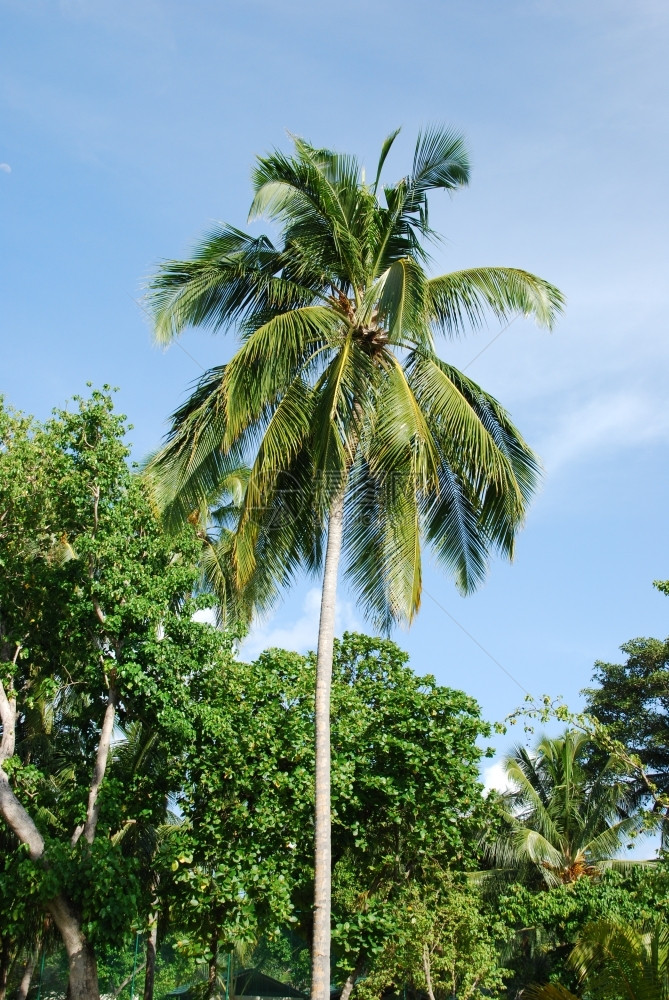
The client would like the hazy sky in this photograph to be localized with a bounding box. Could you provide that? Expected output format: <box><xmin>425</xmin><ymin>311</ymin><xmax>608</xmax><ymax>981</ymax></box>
<box><xmin>2</xmin><ymin>0</ymin><xmax>668</xmax><ymax>775</ymax></box>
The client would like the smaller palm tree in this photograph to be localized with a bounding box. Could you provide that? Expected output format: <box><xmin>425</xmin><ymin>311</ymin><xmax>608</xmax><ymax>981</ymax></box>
<box><xmin>484</xmin><ymin>730</ymin><xmax>654</xmax><ymax>886</ymax></box>
<box><xmin>524</xmin><ymin>919</ymin><xmax>669</xmax><ymax>1000</ymax></box>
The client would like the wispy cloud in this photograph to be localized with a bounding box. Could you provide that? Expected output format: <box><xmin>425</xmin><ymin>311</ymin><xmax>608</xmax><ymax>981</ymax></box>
<box><xmin>0</xmin><ymin>163</ymin><xmax>11</xmax><ymax>173</ymax></box>
<box><xmin>538</xmin><ymin>390</ymin><xmax>669</xmax><ymax>473</ymax></box>
<box><xmin>240</xmin><ymin>587</ymin><xmax>361</xmax><ymax>661</ymax></box>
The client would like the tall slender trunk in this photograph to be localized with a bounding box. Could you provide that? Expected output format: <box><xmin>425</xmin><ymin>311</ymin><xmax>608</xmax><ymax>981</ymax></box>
<box><xmin>16</xmin><ymin>948</ymin><xmax>38</xmax><ymax>1000</ymax></box>
<box><xmin>207</xmin><ymin>934</ymin><xmax>218</xmax><ymax>1000</ymax></box>
<box><xmin>143</xmin><ymin>912</ymin><xmax>158</xmax><ymax>1000</ymax></box>
<box><xmin>310</xmin><ymin>488</ymin><xmax>346</xmax><ymax>1000</ymax></box>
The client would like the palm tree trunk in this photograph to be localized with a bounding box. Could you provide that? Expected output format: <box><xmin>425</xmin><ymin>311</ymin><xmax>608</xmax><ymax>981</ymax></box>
<box><xmin>310</xmin><ymin>487</ymin><xmax>346</xmax><ymax>1000</ymax></box>
<box><xmin>143</xmin><ymin>911</ymin><xmax>158</xmax><ymax>1000</ymax></box>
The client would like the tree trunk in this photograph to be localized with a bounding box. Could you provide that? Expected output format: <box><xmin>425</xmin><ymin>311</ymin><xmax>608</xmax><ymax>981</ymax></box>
<box><xmin>48</xmin><ymin>894</ymin><xmax>100</xmax><ymax>1000</ymax></box>
<box><xmin>207</xmin><ymin>935</ymin><xmax>218</xmax><ymax>1000</ymax></box>
<box><xmin>422</xmin><ymin>943</ymin><xmax>436</xmax><ymax>1000</ymax></box>
<box><xmin>339</xmin><ymin>959</ymin><xmax>362</xmax><ymax>1000</ymax></box>
<box><xmin>16</xmin><ymin>948</ymin><xmax>38</xmax><ymax>1000</ymax></box>
<box><xmin>310</xmin><ymin>488</ymin><xmax>345</xmax><ymax>1000</ymax></box>
<box><xmin>0</xmin><ymin>937</ymin><xmax>12</xmax><ymax>1000</ymax></box>
<box><xmin>143</xmin><ymin>913</ymin><xmax>158</xmax><ymax>1000</ymax></box>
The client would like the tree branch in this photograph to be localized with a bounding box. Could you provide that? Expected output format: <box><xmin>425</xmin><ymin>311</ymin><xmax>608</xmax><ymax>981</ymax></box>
<box><xmin>422</xmin><ymin>943</ymin><xmax>436</xmax><ymax>1000</ymax></box>
<box><xmin>0</xmin><ymin>676</ymin><xmax>17</xmax><ymax>763</ymax></box>
<box><xmin>0</xmin><ymin>767</ymin><xmax>46</xmax><ymax>860</ymax></box>
<box><xmin>72</xmin><ymin>680</ymin><xmax>118</xmax><ymax>846</ymax></box>
<box><xmin>112</xmin><ymin>961</ymin><xmax>146</xmax><ymax>999</ymax></box>
<box><xmin>0</xmin><ymin>655</ymin><xmax>47</xmax><ymax>860</ymax></box>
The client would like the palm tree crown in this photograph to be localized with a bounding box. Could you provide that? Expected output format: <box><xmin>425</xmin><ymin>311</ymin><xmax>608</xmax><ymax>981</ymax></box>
<box><xmin>147</xmin><ymin>127</ymin><xmax>563</xmax><ymax>629</ymax></box>
<box><xmin>486</xmin><ymin>730</ymin><xmax>652</xmax><ymax>886</ymax></box>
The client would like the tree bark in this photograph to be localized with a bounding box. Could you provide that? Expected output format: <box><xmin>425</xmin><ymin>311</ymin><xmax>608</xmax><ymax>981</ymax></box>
<box><xmin>16</xmin><ymin>948</ymin><xmax>38</xmax><ymax>1000</ymax></box>
<box><xmin>310</xmin><ymin>488</ymin><xmax>345</xmax><ymax>1000</ymax></box>
<box><xmin>48</xmin><ymin>894</ymin><xmax>100</xmax><ymax>1000</ymax></box>
<box><xmin>72</xmin><ymin>681</ymin><xmax>118</xmax><ymax>846</ymax></box>
<box><xmin>143</xmin><ymin>913</ymin><xmax>158</xmax><ymax>1000</ymax></box>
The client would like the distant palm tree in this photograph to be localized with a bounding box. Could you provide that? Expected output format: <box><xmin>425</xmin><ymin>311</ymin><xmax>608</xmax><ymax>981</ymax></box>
<box><xmin>485</xmin><ymin>730</ymin><xmax>653</xmax><ymax>886</ymax></box>
<box><xmin>524</xmin><ymin>919</ymin><xmax>669</xmax><ymax>1000</ymax></box>
<box><xmin>145</xmin><ymin>127</ymin><xmax>564</xmax><ymax>1000</ymax></box>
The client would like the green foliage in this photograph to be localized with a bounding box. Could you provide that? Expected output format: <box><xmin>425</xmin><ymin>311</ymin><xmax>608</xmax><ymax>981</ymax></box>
<box><xmin>584</xmin><ymin>582</ymin><xmax>669</xmax><ymax>807</ymax></box>
<box><xmin>357</xmin><ymin>871</ymin><xmax>510</xmax><ymax>1000</ymax></box>
<box><xmin>155</xmin><ymin>631</ymin><xmax>490</xmax><ymax>981</ymax></box>
<box><xmin>0</xmin><ymin>388</ymin><xmax>236</xmax><ymax>977</ymax></box>
<box><xmin>481</xmin><ymin>730</ymin><xmax>650</xmax><ymax>887</ymax></box>
<box><xmin>524</xmin><ymin>916</ymin><xmax>669</xmax><ymax>1000</ymax></box>
<box><xmin>146</xmin><ymin>129</ymin><xmax>564</xmax><ymax>627</ymax></box>
<box><xmin>493</xmin><ymin>864</ymin><xmax>669</xmax><ymax>993</ymax></box>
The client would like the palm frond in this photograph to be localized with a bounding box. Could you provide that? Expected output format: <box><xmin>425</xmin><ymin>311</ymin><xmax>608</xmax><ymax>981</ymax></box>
<box><xmin>344</xmin><ymin>459</ymin><xmax>422</xmax><ymax>631</ymax></box>
<box><xmin>427</xmin><ymin>267</ymin><xmax>564</xmax><ymax>336</ymax></box>
<box><xmin>569</xmin><ymin>920</ymin><xmax>664</xmax><ymax>1000</ymax></box>
<box><xmin>372</xmin><ymin>127</ymin><xmax>402</xmax><ymax>194</ymax></box>
<box><xmin>222</xmin><ymin>305</ymin><xmax>338</xmax><ymax>447</ymax></box>
<box><xmin>148</xmin><ymin>226</ymin><xmax>311</xmax><ymax>344</ymax></box>
<box><xmin>144</xmin><ymin>366</ymin><xmax>247</xmax><ymax>532</ymax></box>
<box><xmin>409</xmin><ymin>125</ymin><xmax>470</xmax><ymax>199</ymax></box>
<box><xmin>373</xmin><ymin>256</ymin><xmax>429</xmax><ymax>346</ymax></box>
<box><xmin>522</xmin><ymin>984</ymin><xmax>580</xmax><ymax>1000</ymax></box>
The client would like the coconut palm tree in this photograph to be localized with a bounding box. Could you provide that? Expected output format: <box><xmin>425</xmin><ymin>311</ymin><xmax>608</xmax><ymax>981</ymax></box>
<box><xmin>145</xmin><ymin>127</ymin><xmax>564</xmax><ymax>1000</ymax></box>
<box><xmin>484</xmin><ymin>730</ymin><xmax>653</xmax><ymax>887</ymax></box>
<box><xmin>524</xmin><ymin>918</ymin><xmax>669</xmax><ymax>1000</ymax></box>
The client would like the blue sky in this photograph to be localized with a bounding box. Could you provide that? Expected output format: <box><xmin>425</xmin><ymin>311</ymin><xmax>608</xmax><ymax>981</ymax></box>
<box><xmin>2</xmin><ymin>0</ymin><xmax>669</xmax><ymax>779</ymax></box>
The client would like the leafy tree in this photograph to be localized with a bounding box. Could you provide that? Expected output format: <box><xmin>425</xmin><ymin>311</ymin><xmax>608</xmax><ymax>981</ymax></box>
<box><xmin>0</xmin><ymin>390</ymin><xmax>232</xmax><ymax>1000</ymax></box>
<box><xmin>159</xmin><ymin>647</ymin><xmax>305</xmax><ymax>998</ymax></box>
<box><xmin>327</xmin><ymin>634</ymin><xmax>489</xmax><ymax>994</ymax></box>
<box><xmin>482</xmin><ymin>731</ymin><xmax>651</xmax><ymax>887</ymax></box>
<box><xmin>356</xmin><ymin>870</ymin><xmax>509</xmax><ymax>1000</ymax></box>
<box><xmin>145</xmin><ymin>127</ymin><xmax>564</xmax><ymax>999</ymax></box>
<box><xmin>524</xmin><ymin>918</ymin><xmax>669</xmax><ymax>1000</ymax></box>
<box><xmin>158</xmin><ymin>632</ymin><xmax>491</xmax><ymax>997</ymax></box>
<box><xmin>584</xmin><ymin>580</ymin><xmax>669</xmax><ymax>814</ymax></box>
<box><xmin>493</xmin><ymin>865</ymin><xmax>669</xmax><ymax>994</ymax></box>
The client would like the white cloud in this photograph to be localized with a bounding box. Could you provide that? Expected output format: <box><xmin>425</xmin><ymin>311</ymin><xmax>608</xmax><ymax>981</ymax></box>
<box><xmin>0</xmin><ymin>163</ymin><xmax>11</xmax><ymax>173</ymax></box>
<box><xmin>538</xmin><ymin>390</ymin><xmax>669</xmax><ymax>473</ymax></box>
<box><xmin>481</xmin><ymin>760</ymin><xmax>516</xmax><ymax>797</ymax></box>
<box><xmin>192</xmin><ymin>607</ymin><xmax>217</xmax><ymax>626</ymax></box>
<box><xmin>240</xmin><ymin>587</ymin><xmax>361</xmax><ymax>661</ymax></box>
